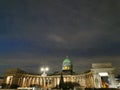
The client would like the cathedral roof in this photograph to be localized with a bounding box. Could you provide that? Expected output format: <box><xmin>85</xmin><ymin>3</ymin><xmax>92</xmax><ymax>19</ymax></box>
<box><xmin>63</xmin><ymin>58</ymin><xmax>71</xmax><ymax>63</ymax></box>
<box><xmin>63</xmin><ymin>56</ymin><xmax>71</xmax><ymax>63</ymax></box>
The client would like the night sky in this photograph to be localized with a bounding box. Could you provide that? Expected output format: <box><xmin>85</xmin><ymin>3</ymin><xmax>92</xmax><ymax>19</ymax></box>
<box><xmin>0</xmin><ymin>0</ymin><xmax>120</xmax><ymax>75</ymax></box>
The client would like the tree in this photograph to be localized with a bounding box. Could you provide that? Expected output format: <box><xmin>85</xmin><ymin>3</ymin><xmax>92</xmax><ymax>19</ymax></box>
<box><xmin>59</xmin><ymin>72</ymin><xmax>64</xmax><ymax>89</ymax></box>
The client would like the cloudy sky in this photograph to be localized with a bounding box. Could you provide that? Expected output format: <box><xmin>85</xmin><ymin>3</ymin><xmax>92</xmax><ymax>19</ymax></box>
<box><xmin>0</xmin><ymin>0</ymin><xmax>120</xmax><ymax>75</ymax></box>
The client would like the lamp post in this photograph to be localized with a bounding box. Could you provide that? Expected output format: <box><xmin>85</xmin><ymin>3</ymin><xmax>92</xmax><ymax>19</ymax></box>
<box><xmin>40</xmin><ymin>67</ymin><xmax>49</xmax><ymax>76</ymax></box>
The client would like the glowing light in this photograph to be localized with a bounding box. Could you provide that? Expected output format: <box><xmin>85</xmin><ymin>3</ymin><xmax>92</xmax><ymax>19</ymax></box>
<box><xmin>45</xmin><ymin>67</ymin><xmax>49</xmax><ymax>71</ymax></box>
<box><xmin>99</xmin><ymin>72</ymin><xmax>108</xmax><ymax>76</ymax></box>
<box><xmin>40</xmin><ymin>67</ymin><xmax>49</xmax><ymax>76</ymax></box>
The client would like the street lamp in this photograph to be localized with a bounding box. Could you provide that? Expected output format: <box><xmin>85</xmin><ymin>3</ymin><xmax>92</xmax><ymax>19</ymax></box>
<box><xmin>40</xmin><ymin>67</ymin><xmax>49</xmax><ymax>76</ymax></box>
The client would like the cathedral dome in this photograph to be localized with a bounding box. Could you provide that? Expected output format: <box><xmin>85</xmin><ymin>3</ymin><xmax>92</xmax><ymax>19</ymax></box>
<box><xmin>63</xmin><ymin>58</ymin><xmax>71</xmax><ymax>66</ymax></box>
<box><xmin>62</xmin><ymin>56</ymin><xmax>72</xmax><ymax>72</ymax></box>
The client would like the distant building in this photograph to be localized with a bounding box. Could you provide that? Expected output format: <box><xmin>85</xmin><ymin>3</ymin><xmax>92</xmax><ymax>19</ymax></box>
<box><xmin>3</xmin><ymin>57</ymin><xmax>116</xmax><ymax>89</ymax></box>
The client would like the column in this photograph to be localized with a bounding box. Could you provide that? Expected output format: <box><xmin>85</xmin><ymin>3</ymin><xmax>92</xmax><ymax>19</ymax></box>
<box><xmin>19</xmin><ymin>77</ymin><xmax>24</xmax><ymax>87</ymax></box>
<box><xmin>93</xmin><ymin>73</ymin><xmax>102</xmax><ymax>88</ymax></box>
<box><xmin>109</xmin><ymin>72</ymin><xmax>116</xmax><ymax>88</ymax></box>
<box><xmin>28</xmin><ymin>77</ymin><xmax>32</xmax><ymax>86</ymax></box>
<box><xmin>54</xmin><ymin>77</ymin><xmax>57</xmax><ymax>87</ymax></box>
<box><xmin>39</xmin><ymin>77</ymin><xmax>42</xmax><ymax>86</ymax></box>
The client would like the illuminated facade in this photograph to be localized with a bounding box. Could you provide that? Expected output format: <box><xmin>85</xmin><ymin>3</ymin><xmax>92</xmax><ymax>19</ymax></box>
<box><xmin>4</xmin><ymin>57</ymin><xmax>116</xmax><ymax>88</ymax></box>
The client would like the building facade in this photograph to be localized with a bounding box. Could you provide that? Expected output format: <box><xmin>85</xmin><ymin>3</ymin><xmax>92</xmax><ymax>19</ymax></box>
<box><xmin>4</xmin><ymin>57</ymin><xmax>116</xmax><ymax>88</ymax></box>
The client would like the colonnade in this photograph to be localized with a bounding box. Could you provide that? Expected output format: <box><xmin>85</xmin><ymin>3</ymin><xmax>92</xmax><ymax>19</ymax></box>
<box><xmin>5</xmin><ymin>72</ymin><xmax>94</xmax><ymax>88</ymax></box>
<box><xmin>5</xmin><ymin>63</ymin><xmax>116</xmax><ymax>88</ymax></box>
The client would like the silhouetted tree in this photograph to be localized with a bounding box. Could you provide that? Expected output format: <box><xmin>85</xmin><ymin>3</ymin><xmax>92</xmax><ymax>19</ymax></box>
<box><xmin>59</xmin><ymin>72</ymin><xmax>64</xmax><ymax>89</ymax></box>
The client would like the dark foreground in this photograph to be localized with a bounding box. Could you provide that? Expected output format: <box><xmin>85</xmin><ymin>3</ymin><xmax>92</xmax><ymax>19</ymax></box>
<box><xmin>85</xmin><ymin>88</ymin><xmax>119</xmax><ymax>90</ymax></box>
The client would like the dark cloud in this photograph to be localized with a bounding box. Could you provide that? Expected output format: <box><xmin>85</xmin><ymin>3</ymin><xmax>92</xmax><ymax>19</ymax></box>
<box><xmin>0</xmin><ymin>0</ymin><xmax>120</xmax><ymax>75</ymax></box>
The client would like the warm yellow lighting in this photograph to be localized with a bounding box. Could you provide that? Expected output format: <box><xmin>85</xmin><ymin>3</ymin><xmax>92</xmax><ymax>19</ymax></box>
<box><xmin>6</xmin><ymin>76</ymin><xmax>13</xmax><ymax>84</ymax></box>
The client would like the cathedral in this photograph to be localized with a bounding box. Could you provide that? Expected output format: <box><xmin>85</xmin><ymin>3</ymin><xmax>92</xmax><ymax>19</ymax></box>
<box><xmin>3</xmin><ymin>57</ymin><xmax>116</xmax><ymax>89</ymax></box>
